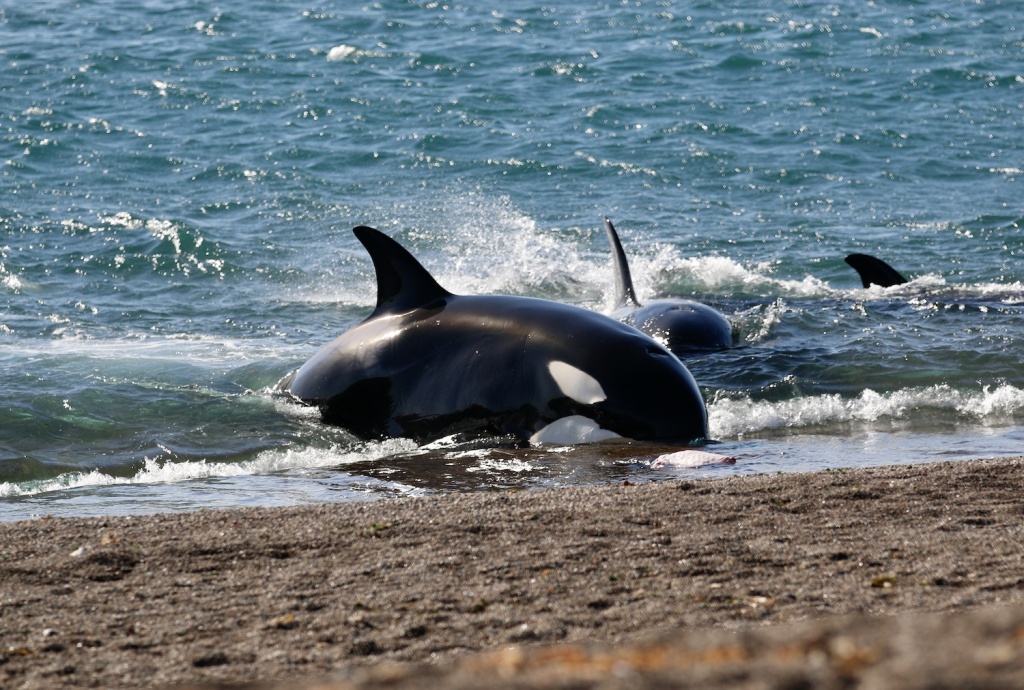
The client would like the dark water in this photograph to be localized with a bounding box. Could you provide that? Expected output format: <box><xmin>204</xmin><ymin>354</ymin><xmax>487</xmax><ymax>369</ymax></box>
<box><xmin>2</xmin><ymin>1</ymin><xmax>1022</xmax><ymax>520</ymax></box>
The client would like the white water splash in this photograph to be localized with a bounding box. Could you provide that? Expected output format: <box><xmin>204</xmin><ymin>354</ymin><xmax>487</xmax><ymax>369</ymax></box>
<box><xmin>1</xmin><ymin>262</ymin><xmax>21</xmax><ymax>292</ymax></box>
<box><xmin>732</xmin><ymin>297</ymin><xmax>788</xmax><ymax>344</ymax></box>
<box><xmin>326</xmin><ymin>44</ymin><xmax>359</xmax><ymax>61</ymax></box>
<box><xmin>614</xmin><ymin>238</ymin><xmax>838</xmax><ymax>302</ymax></box>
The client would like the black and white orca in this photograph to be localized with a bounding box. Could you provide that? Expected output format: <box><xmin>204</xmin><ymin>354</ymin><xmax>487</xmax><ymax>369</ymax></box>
<box><xmin>279</xmin><ymin>226</ymin><xmax>710</xmax><ymax>446</ymax></box>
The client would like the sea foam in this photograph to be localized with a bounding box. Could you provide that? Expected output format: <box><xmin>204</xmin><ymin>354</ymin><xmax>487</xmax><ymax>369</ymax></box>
<box><xmin>710</xmin><ymin>383</ymin><xmax>1024</xmax><ymax>438</ymax></box>
<box><xmin>0</xmin><ymin>438</ymin><xmax>418</xmax><ymax>499</ymax></box>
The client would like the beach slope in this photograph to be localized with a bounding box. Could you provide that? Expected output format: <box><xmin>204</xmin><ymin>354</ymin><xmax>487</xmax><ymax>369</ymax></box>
<box><xmin>3</xmin><ymin>457</ymin><xmax>1024</xmax><ymax>689</ymax></box>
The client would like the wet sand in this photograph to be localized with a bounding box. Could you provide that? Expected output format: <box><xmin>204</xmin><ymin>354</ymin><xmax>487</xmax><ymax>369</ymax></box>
<box><xmin>3</xmin><ymin>456</ymin><xmax>1024</xmax><ymax>689</ymax></box>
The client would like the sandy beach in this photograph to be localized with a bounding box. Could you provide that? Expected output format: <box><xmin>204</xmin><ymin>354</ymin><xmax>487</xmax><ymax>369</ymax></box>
<box><xmin>3</xmin><ymin>456</ymin><xmax>1024</xmax><ymax>689</ymax></box>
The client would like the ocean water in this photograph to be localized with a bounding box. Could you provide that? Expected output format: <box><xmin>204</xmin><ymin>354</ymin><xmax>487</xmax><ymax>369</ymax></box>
<box><xmin>2</xmin><ymin>0</ymin><xmax>1022</xmax><ymax>521</ymax></box>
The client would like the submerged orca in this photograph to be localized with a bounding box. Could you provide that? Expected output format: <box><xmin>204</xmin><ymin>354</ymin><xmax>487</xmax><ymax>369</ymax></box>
<box><xmin>604</xmin><ymin>218</ymin><xmax>733</xmax><ymax>354</ymax></box>
<box><xmin>844</xmin><ymin>253</ymin><xmax>909</xmax><ymax>288</ymax></box>
<box><xmin>280</xmin><ymin>226</ymin><xmax>709</xmax><ymax>446</ymax></box>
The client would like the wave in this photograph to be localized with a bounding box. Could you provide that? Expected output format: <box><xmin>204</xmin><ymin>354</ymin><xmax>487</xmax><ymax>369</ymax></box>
<box><xmin>0</xmin><ymin>331</ymin><xmax>298</xmax><ymax>367</ymax></box>
<box><xmin>91</xmin><ymin>213</ymin><xmax>230</xmax><ymax>278</ymax></box>
<box><xmin>0</xmin><ymin>438</ymin><xmax>418</xmax><ymax>499</ymax></box>
<box><xmin>846</xmin><ymin>276</ymin><xmax>1024</xmax><ymax>305</ymax></box>
<box><xmin>5</xmin><ymin>213</ymin><xmax>234</xmax><ymax>285</ymax></box>
<box><xmin>710</xmin><ymin>383</ymin><xmax>1024</xmax><ymax>438</ymax></box>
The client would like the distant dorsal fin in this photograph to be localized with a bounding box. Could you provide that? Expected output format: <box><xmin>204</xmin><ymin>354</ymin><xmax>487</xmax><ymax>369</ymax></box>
<box><xmin>844</xmin><ymin>253</ymin><xmax>909</xmax><ymax>289</ymax></box>
<box><xmin>604</xmin><ymin>218</ymin><xmax>641</xmax><ymax>309</ymax></box>
<box><xmin>353</xmin><ymin>226</ymin><xmax>453</xmax><ymax>316</ymax></box>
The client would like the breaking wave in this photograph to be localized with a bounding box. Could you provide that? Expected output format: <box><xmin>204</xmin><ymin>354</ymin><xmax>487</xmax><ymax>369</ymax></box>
<box><xmin>710</xmin><ymin>383</ymin><xmax>1024</xmax><ymax>439</ymax></box>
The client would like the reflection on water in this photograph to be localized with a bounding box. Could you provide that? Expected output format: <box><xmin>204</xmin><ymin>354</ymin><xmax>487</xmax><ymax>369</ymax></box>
<box><xmin>345</xmin><ymin>439</ymin><xmax>676</xmax><ymax>493</ymax></box>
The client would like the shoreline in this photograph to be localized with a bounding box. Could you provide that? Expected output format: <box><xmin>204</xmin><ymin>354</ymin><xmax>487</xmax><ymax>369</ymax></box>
<box><xmin>3</xmin><ymin>456</ymin><xmax>1024</xmax><ymax>688</ymax></box>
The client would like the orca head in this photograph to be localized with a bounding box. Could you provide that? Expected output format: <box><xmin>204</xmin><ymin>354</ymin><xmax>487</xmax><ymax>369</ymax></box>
<box><xmin>540</xmin><ymin>326</ymin><xmax>709</xmax><ymax>445</ymax></box>
<box><xmin>636</xmin><ymin>301</ymin><xmax>735</xmax><ymax>352</ymax></box>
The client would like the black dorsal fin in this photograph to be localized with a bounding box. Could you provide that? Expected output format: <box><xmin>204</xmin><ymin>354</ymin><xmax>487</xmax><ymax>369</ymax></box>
<box><xmin>844</xmin><ymin>253</ymin><xmax>909</xmax><ymax>288</ymax></box>
<box><xmin>604</xmin><ymin>217</ymin><xmax>641</xmax><ymax>309</ymax></box>
<box><xmin>353</xmin><ymin>226</ymin><xmax>453</xmax><ymax>316</ymax></box>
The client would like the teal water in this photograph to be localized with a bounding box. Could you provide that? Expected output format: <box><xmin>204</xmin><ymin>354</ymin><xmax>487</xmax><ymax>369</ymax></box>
<box><xmin>2</xmin><ymin>1</ymin><xmax>1022</xmax><ymax>520</ymax></box>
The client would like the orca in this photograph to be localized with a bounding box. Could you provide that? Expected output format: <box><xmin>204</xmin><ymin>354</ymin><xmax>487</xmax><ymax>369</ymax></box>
<box><xmin>844</xmin><ymin>253</ymin><xmax>909</xmax><ymax>288</ymax></box>
<box><xmin>279</xmin><ymin>226</ymin><xmax>709</xmax><ymax>446</ymax></box>
<box><xmin>604</xmin><ymin>218</ymin><xmax>733</xmax><ymax>354</ymax></box>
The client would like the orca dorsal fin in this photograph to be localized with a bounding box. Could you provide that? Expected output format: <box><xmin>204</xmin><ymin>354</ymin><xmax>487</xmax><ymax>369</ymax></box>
<box><xmin>604</xmin><ymin>218</ymin><xmax>641</xmax><ymax>309</ymax></box>
<box><xmin>353</xmin><ymin>226</ymin><xmax>453</xmax><ymax>316</ymax></box>
<box><xmin>844</xmin><ymin>253</ymin><xmax>909</xmax><ymax>289</ymax></box>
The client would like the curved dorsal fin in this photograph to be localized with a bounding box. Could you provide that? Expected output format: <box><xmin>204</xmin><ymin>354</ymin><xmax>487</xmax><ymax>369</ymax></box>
<box><xmin>353</xmin><ymin>226</ymin><xmax>453</xmax><ymax>316</ymax></box>
<box><xmin>604</xmin><ymin>218</ymin><xmax>641</xmax><ymax>309</ymax></box>
<box><xmin>844</xmin><ymin>253</ymin><xmax>909</xmax><ymax>289</ymax></box>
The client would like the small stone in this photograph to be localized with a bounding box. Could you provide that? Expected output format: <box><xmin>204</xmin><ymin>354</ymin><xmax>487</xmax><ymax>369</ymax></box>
<box><xmin>268</xmin><ymin>614</ymin><xmax>298</xmax><ymax>630</ymax></box>
<box><xmin>870</xmin><ymin>575</ymin><xmax>896</xmax><ymax>588</ymax></box>
<box><xmin>403</xmin><ymin>624</ymin><xmax>428</xmax><ymax>639</ymax></box>
<box><xmin>192</xmin><ymin>651</ymin><xmax>229</xmax><ymax>668</ymax></box>
<box><xmin>349</xmin><ymin>639</ymin><xmax>382</xmax><ymax>656</ymax></box>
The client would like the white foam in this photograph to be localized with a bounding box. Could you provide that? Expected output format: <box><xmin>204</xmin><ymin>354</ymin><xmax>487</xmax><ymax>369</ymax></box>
<box><xmin>0</xmin><ymin>438</ymin><xmax>418</xmax><ymax>499</ymax></box>
<box><xmin>326</xmin><ymin>44</ymin><xmax>359</xmax><ymax>61</ymax></box>
<box><xmin>282</xmin><ymin>190</ymin><xmax>1023</xmax><ymax>324</ymax></box>
<box><xmin>709</xmin><ymin>383</ymin><xmax>1024</xmax><ymax>438</ymax></box>
<box><xmin>465</xmin><ymin>457</ymin><xmax>536</xmax><ymax>473</ymax></box>
<box><xmin>2</xmin><ymin>269</ymin><xmax>21</xmax><ymax>292</ymax></box>
<box><xmin>0</xmin><ymin>332</ymin><xmax>295</xmax><ymax>367</ymax></box>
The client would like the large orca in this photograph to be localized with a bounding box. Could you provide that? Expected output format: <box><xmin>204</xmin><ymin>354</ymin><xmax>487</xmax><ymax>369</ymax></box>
<box><xmin>604</xmin><ymin>218</ymin><xmax>733</xmax><ymax>354</ymax></box>
<box><xmin>280</xmin><ymin>226</ymin><xmax>709</xmax><ymax>446</ymax></box>
<box><xmin>844</xmin><ymin>253</ymin><xmax>909</xmax><ymax>288</ymax></box>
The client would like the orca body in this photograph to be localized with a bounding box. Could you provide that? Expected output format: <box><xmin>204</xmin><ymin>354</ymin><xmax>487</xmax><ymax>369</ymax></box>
<box><xmin>604</xmin><ymin>218</ymin><xmax>733</xmax><ymax>354</ymax></box>
<box><xmin>281</xmin><ymin>226</ymin><xmax>709</xmax><ymax>446</ymax></box>
<box><xmin>844</xmin><ymin>253</ymin><xmax>909</xmax><ymax>288</ymax></box>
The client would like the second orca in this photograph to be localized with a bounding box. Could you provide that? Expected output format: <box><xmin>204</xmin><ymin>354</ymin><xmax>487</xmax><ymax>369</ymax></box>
<box><xmin>604</xmin><ymin>218</ymin><xmax>733</xmax><ymax>355</ymax></box>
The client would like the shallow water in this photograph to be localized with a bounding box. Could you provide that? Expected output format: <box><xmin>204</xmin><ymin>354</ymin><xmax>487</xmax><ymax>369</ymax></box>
<box><xmin>2</xmin><ymin>0</ymin><xmax>1022</xmax><ymax>521</ymax></box>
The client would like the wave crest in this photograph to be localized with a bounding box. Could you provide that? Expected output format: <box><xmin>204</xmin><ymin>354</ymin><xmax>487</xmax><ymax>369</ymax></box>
<box><xmin>0</xmin><ymin>438</ymin><xmax>418</xmax><ymax>499</ymax></box>
<box><xmin>710</xmin><ymin>383</ymin><xmax>1024</xmax><ymax>438</ymax></box>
